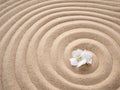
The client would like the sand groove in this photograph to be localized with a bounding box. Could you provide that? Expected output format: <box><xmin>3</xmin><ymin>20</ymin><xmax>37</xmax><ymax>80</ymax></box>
<box><xmin>0</xmin><ymin>0</ymin><xmax>120</xmax><ymax>90</ymax></box>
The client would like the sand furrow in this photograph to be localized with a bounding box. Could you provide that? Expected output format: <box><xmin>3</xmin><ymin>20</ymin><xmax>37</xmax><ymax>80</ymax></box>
<box><xmin>0</xmin><ymin>0</ymin><xmax>120</xmax><ymax>90</ymax></box>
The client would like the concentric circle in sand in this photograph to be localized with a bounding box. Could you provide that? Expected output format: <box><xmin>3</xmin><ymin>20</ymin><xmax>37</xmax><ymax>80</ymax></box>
<box><xmin>0</xmin><ymin>0</ymin><xmax>120</xmax><ymax>90</ymax></box>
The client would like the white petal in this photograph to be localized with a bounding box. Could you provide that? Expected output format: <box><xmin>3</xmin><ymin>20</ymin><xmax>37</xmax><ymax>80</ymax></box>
<box><xmin>76</xmin><ymin>49</ymin><xmax>83</xmax><ymax>53</ymax></box>
<box><xmin>69</xmin><ymin>58</ymin><xmax>78</xmax><ymax>66</ymax></box>
<box><xmin>81</xmin><ymin>50</ymin><xmax>92</xmax><ymax>60</ymax></box>
<box><xmin>77</xmin><ymin>59</ymin><xmax>87</xmax><ymax>67</ymax></box>
<box><xmin>87</xmin><ymin>59</ymin><xmax>92</xmax><ymax>64</ymax></box>
<box><xmin>87</xmin><ymin>51</ymin><xmax>93</xmax><ymax>56</ymax></box>
<box><xmin>72</xmin><ymin>49</ymin><xmax>82</xmax><ymax>58</ymax></box>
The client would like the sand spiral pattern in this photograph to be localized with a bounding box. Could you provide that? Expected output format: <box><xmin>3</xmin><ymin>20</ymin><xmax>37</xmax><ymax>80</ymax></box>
<box><xmin>0</xmin><ymin>0</ymin><xmax>120</xmax><ymax>90</ymax></box>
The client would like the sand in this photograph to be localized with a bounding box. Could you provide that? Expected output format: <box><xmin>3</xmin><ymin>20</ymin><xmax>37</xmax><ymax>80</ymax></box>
<box><xmin>0</xmin><ymin>0</ymin><xmax>120</xmax><ymax>90</ymax></box>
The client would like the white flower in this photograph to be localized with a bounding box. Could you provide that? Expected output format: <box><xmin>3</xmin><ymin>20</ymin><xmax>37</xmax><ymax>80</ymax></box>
<box><xmin>69</xmin><ymin>49</ymin><xmax>93</xmax><ymax>67</ymax></box>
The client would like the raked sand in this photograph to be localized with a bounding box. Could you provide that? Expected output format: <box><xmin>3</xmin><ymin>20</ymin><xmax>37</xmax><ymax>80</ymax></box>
<box><xmin>0</xmin><ymin>0</ymin><xmax>120</xmax><ymax>90</ymax></box>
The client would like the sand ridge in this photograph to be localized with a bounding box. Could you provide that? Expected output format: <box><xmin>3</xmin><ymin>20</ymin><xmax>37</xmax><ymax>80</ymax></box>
<box><xmin>0</xmin><ymin>0</ymin><xmax>120</xmax><ymax>90</ymax></box>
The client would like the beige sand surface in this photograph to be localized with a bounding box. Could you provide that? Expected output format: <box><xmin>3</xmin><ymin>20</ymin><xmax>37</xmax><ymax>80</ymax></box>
<box><xmin>0</xmin><ymin>0</ymin><xmax>120</xmax><ymax>90</ymax></box>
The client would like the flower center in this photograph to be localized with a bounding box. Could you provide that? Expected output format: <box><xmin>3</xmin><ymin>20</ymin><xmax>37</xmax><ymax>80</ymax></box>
<box><xmin>76</xmin><ymin>55</ymin><xmax>82</xmax><ymax>61</ymax></box>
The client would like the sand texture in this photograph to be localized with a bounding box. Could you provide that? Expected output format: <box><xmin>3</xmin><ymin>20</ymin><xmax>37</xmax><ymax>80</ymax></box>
<box><xmin>0</xmin><ymin>0</ymin><xmax>120</xmax><ymax>90</ymax></box>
